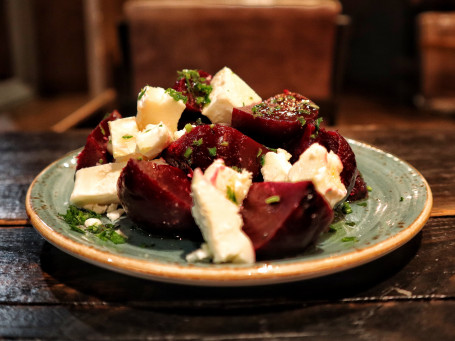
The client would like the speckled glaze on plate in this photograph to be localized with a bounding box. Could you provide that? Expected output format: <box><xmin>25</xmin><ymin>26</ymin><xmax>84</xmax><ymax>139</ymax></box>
<box><xmin>26</xmin><ymin>140</ymin><xmax>432</xmax><ymax>286</ymax></box>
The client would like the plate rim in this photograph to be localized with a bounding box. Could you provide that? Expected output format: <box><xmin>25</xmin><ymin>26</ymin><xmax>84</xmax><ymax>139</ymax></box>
<box><xmin>25</xmin><ymin>140</ymin><xmax>433</xmax><ymax>286</ymax></box>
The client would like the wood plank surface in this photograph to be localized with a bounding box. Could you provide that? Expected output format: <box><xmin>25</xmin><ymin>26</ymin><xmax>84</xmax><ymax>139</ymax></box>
<box><xmin>338</xmin><ymin>126</ymin><xmax>455</xmax><ymax>217</ymax></box>
<box><xmin>0</xmin><ymin>217</ymin><xmax>454</xmax><ymax>340</ymax></box>
<box><xmin>0</xmin><ymin>131</ymin><xmax>87</xmax><ymax>224</ymax></box>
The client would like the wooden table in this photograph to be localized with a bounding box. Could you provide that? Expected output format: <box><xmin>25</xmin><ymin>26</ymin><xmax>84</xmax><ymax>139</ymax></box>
<box><xmin>1</xmin><ymin>126</ymin><xmax>454</xmax><ymax>340</ymax></box>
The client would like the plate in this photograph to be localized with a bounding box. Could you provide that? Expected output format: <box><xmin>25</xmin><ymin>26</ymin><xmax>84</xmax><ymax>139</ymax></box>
<box><xmin>26</xmin><ymin>140</ymin><xmax>432</xmax><ymax>286</ymax></box>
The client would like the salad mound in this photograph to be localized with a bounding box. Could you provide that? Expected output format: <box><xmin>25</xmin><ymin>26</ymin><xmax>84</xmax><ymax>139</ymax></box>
<box><xmin>65</xmin><ymin>66</ymin><xmax>368</xmax><ymax>264</ymax></box>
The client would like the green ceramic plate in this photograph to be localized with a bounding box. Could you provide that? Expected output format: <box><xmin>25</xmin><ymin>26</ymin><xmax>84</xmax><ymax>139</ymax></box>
<box><xmin>26</xmin><ymin>140</ymin><xmax>432</xmax><ymax>286</ymax></box>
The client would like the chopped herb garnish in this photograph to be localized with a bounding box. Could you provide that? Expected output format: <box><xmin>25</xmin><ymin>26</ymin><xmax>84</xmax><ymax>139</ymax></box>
<box><xmin>99</xmin><ymin>125</ymin><xmax>106</xmax><ymax>136</ymax></box>
<box><xmin>259</xmin><ymin>155</ymin><xmax>265</xmax><ymax>166</ymax></box>
<box><xmin>208</xmin><ymin>147</ymin><xmax>217</xmax><ymax>157</ymax></box>
<box><xmin>97</xmin><ymin>229</ymin><xmax>127</xmax><ymax>244</ymax></box>
<box><xmin>226</xmin><ymin>186</ymin><xmax>237</xmax><ymax>204</ymax></box>
<box><xmin>341</xmin><ymin>236</ymin><xmax>358</xmax><ymax>242</ymax></box>
<box><xmin>137</xmin><ymin>157</ymin><xmax>143</xmax><ymax>161</ymax></box>
<box><xmin>345</xmin><ymin>222</ymin><xmax>356</xmax><ymax>227</ymax></box>
<box><xmin>193</xmin><ymin>138</ymin><xmax>203</xmax><ymax>146</ymax></box>
<box><xmin>59</xmin><ymin>205</ymin><xmax>126</xmax><ymax>244</ymax></box>
<box><xmin>98</xmin><ymin>159</ymin><xmax>103</xmax><ymax>164</ymax></box>
<box><xmin>138</xmin><ymin>86</ymin><xmax>147</xmax><ymax>101</ymax></box>
<box><xmin>220</xmin><ymin>140</ymin><xmax>229</xmax><ymax>147</ymax></box>
<box><xmin>184</xmin><ymin>123</ymin><xmax>193</xmax><ymax>133</ymax></box>
<box><xmin>357</xmin><ymin>202</ymin><xmax>368</xmax><ymax>207</ymax></box>
<box><xmin>231</xmin><ymin>166</ymin><xmax>242</xmax><ymax>173</ymax></box>
<box><xmin>184</xmin><ymin>147</ymin><xmax>193</xmax><ymax>159</ymax></box>
<box><xmin>309</xmin><ymin>101</ymin><xmax>320</xmax><ymax>110</ymax></box>
<box><xmin>400</xmin><ymin>196</ymin><xmax>404</xmax><ymax>202</ymax></box>
<box><xmin>165</xmin><ymin>88</ymin><xmax>188</xmax><ymax>104</ymax></box>
<box><xmin>257</xmin><ymin>149</ymin><xmax>263</xmax><ymax>158</ymax></box>
<box><xmin>314</xmin><ymin>117</ymin><xmax>323</xmax><ymax>131</ymax></box>
<box><xmin>265</xmin><ymin>195</ymin><xmax>281</xmax><ymax>204</ymax></box>
<box><xmin>367</xmin><ymin>185</ymin><xmax>373</xmax><ymax>192</ymax></box>
<box><xmin>122</xmin><ymin>135</ymin><xmax>133</xmax><ymax>139</ymax></box>
<box><xmin>209</xmin><ymin>124</ymin><xmax>215</xmax><ymax>129</ymax></box>
<box><xmin>329</xmin><ymin>225</ymin><xmax>338</xmax><ymax>233</ymax></box>
<box><xmin>177</xmin><ymin>69</ymin><xmax>212</xmax><ymax>107</ymax></box>
<box><xmin>341</xmin><ymin>202</ymin><xmax>353</xmax><ymax>214</ymax></box>
<box><xmin>297</xmin><ymin>117</ymin><xmax>307</xmax><ymax>126</ymax></box>
<box><xmin>59</xmin><ymin>205</ymin><xmax>101</xmax><ymax>228</ymax></box>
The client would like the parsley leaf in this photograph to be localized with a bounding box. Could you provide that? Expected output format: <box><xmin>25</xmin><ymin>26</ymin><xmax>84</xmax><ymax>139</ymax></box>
<box><xmin>226</xmin><ymin>186</ymin><xmax>237</xmax><ymax>204</ymax></box>
<box><xmin>208</xmin><ymin>147</ymin><xmax>217</xmax><ymax>157</ymax></box>
<box><xmin>59</xmin><ymin>206</ymin><xmax>126</xmax><ymax>244</ymax></box>
<box><xmin>165</xmin><ymin>88</ymin><xmax>188</xmax><ymax>104</ymax></box>
<box><xmin>265</xmin><ymin>195</ymin><xmax>281</xmax><ymax>204</ymax></box>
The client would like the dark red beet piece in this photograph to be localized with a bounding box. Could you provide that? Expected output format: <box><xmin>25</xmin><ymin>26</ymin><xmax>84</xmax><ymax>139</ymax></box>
<box><xmin>231</xmin><ymin>91</ymin><xmax>319</xmax><ymax>147</ymax></box>
<box><xmin>287</xmin><ymin>127</ymin><xmax>358</xmax><ymax>196</ymax></box>
<box><xmin>315</xmin><ymin>129</ymin><xmax>358</xmax><ymax>195</ymax></box>
<box><xmin>76</xmin><ymin>136</ymin><xmax>110</xmax><ymax>170</ymax></box>
<box><xmin>117</xmin><ymin>159</ymin><xmax>199</xmax><ymax>237</ymax></box>
<box><xmin>285</xmin><ymin>122</ymin><xmax>316</xmax><ymax>162</ymax></box>
<box><xmin>76</xmin><ymin>110</ymin><xmax>122</xmax><ymax>170</ymax></box>
<box><xmin>163</xmin><ymin>124</ymin><xmax>269</xmax><ymax>180</ymax></box>
<box><xmin>348</xmin><ymin>173</ymin><xmax>368</xmax><ymax>201</ymax></box>
<box><xmin>172</xmin><ymin>69</ymin><xmax>212</xmax><ymax>112</ymax></box>
<box><xmin>241</xmin><ymin>181</ymin><xmax>333</xmax><ymax>259</ymax></box>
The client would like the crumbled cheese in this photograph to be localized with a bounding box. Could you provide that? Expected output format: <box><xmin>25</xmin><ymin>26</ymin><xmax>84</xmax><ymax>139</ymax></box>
<box><xmin>190</xmin><ymin>169</ymin><xmax>255</xmax><ymax>264</ymax></box>
<box><xmin>288</xmin><ymin>143</ymin><xmax>347</xmax><ymax>208</ymax></box>
<box><xmin>136</xmin><ymin>122</ymin><xmax>173</xmax><ymax>159</ymax></box>
<box><xmin>261</xmin><ymin>148</ymin><xmax>292</xmax><ymax>182</ymax></box>
<box><xmin>108</xmin><ymin>117</ymin><xmax>139</xmax><ymax>162</ymax></box>
<box><xmin>202</xmin><ymin>67</ymin><xmax>261</xmax><ymax>125</ymax></box>
<box><xmin>70</xmin><ymin>162</ymin><xmax>127</xmax><ymax>206</ymax></box>
<box><xmin>84</xmin><ymin>218</ymin><xmax>102</xmax><ymax>228</ymax></box>
<box><xmin>136</xmin><ymin>86</ymin><xmax>186</xmax><ymax>132</ymax></box>
<box><xmin>203</xmin><ymin>159</ymin><xmax>252</xmax><ymax>205</ymax></box>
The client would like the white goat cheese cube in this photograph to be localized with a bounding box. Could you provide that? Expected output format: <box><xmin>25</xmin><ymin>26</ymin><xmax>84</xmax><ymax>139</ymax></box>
<box><xmin>203</xmin><ymin>159</ymin><xmax>252</xmax><ymax>205</ymax></box>
<box><xmin>108</xmin><ymin>117</ymin><xmax>139</xmax><ymax>162</ymax></box>
<box><xmin>136</xmin><ymin>122</ymin><xmax>172</xmax><ymax>159</ymax></box>
<box><xmin>136</xmin><ymin>86</ymin><xmax>186</xmax><ymax>133</ymax></box>
<box><xmin>261</xmin><ymin>148</ymin><xmax>292</xmax><ymax>182</ymax></box>
<box><xmin>202</xmin><ymin>67</ymin><xmax>261</xmax><ymax>125</ymax></box>
<box><xmin>288</xmin><ymin>143</ymin><xmax>347</xmax><ymax>208</ymax></box>
<box><xmin>70</xmin><ymin>162</ymin><xmax>127</xmax><ymax>206</ymax></box>
<box><xmin>190</xmin><ymin>169</ymin><xmax>255</xmax><ymax>264</ymax></box>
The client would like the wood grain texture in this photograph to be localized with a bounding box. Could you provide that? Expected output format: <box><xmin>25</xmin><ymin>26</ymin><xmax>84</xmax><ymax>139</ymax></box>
<box><xmin>0</xmin><ymin>131</ymin><xmax>87</xmax><ymax>223</ymax></box>
<box><xmin>0</xmin><ymin>217</ymin><xmax>454</xmax><ymax>339</ymax></box>
<box><xmin>338</xmin><ymin>126</ymin><xmax>455</xmax><ymax>217</ymax></box>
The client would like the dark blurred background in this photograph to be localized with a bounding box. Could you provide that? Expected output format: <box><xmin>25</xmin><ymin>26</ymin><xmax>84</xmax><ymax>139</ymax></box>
<box><xmin>1</xmin><ymin>0</ymin><xmax>455</xmax><ymax>131</ymax></box>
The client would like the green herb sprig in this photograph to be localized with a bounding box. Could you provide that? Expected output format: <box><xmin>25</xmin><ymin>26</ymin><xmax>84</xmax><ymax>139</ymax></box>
<box><xmin>59</xmin><ymin>205</ymin><xmax>126</xmax><ymax>244</ymax></box>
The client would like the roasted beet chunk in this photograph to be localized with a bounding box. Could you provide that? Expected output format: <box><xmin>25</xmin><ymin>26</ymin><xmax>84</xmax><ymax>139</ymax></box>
<box><xmin>348</xmin><ymin>173</ymin><xmax>368</xmax><ymax>201</ymax></box>
<box><xmin>241</xmin><ymin>181</ymin><xmax>333</xmax><ymax>259</ymax></box>
<box><xmin>314</xmin><ymin>129</ymin><xmax>358</xmax><ymax>195</ymax></box>
<box><xmin>117</xmin><ymin>159</ymin><xmax>198</xmax><ymax>237</ymax></box>
<box><xmin>172</xmin><ymin>69</ymin><xmax>212</xmax><ymax>112</ymax></box>
<box><xmin>163</xmin><ymin>124</ymin><xmax>269</xmax><ymax>180</ymax></box>
<box><xmin>231</xmin><ymin>91</ymin><xmax>319</xmax><ymax>147</ymax></box>
<box><xmin>285</xmin><ymin>122</ymin><xmax>317</xmax><ymax>162</ymax></box>
<box><xmin>76</xmin><ymin>110</ymin><xmax>122</xmax><ymax>170</ymax></box>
